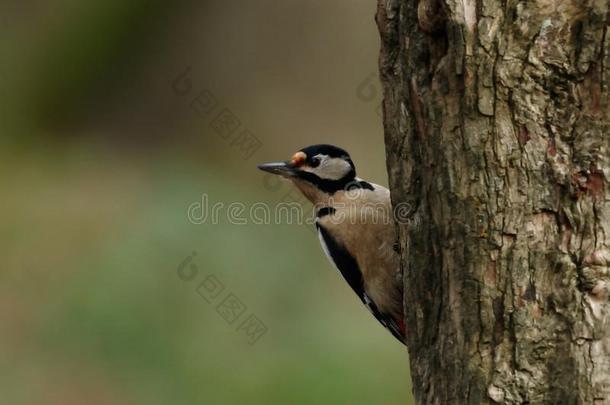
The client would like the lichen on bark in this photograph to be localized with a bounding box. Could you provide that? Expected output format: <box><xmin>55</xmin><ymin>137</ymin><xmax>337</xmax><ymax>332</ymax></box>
<box><xmin>376</xmin><ymin>0</ymin><xmax>610</xmax><ymax>403</ymax></box>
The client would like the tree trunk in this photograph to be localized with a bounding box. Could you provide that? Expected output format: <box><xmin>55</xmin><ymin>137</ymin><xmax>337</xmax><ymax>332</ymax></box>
<box><xmin>376</xmin><ymin>0</ymin><xmax>610</xmax><ymax>403</ymax></box>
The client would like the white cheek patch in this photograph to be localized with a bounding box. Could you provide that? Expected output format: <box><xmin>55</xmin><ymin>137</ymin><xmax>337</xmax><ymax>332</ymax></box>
<box><xmin>304</xmin><ymin>155</ymin><xmax>351</xmax><ymax>180</ymax></box>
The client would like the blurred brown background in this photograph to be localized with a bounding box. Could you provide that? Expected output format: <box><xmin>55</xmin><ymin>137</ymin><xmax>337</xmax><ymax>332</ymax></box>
<box><xmin>1</xmin><ymin>1</ymin><xmax>413</xmax><ymax>404</ymax></box>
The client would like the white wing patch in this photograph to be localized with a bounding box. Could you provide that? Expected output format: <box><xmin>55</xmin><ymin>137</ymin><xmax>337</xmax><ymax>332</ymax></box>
<box><xmin>317</xmin><ymin>225</ymin><xmax>341</xmax><ymax>276</ymax></box>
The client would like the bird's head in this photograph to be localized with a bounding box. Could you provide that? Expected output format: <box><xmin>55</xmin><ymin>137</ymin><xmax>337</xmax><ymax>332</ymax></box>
<box><xmin>257</xmin><ymin>144</ymin><xmax>356</xmax><ymax>199</ymax></box>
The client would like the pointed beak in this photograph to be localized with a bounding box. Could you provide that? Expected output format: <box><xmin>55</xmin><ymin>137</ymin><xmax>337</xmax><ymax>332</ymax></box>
<box><xmin>257</xmin><ymin>161</ymin><xmax>296</xmax><ymax>176</ymax></box>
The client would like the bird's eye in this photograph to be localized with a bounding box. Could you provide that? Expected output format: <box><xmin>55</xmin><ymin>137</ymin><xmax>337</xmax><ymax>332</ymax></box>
<box><xmin>309</xmin><ymin>157</ymin><xmax>321</xmax><ymax>167</ymax></box>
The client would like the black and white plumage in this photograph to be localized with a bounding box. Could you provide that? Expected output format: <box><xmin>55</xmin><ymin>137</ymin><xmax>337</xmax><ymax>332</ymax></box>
<box><xmin>258</xmin><ymin>144</ymin><xmax>405</xmax><ymax>344</ymax></box>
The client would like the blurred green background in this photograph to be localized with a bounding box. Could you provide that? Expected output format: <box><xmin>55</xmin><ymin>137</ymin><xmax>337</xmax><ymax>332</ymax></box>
<box><xmin>1</xmin><ymin>1</ymin><xmax>413</xmax><ymax>404</ymax></box>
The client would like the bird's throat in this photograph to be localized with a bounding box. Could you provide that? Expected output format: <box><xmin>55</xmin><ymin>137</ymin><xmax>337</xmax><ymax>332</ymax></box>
<box><xmin>291</xmin><ymin>178</ymin><xmax>331</xmax><ymax>205</ymax></box>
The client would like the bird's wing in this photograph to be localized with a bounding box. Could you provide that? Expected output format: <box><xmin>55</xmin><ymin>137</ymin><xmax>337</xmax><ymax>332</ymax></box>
<box><xmin>363</xmin><ymin>293</ymin><xmax>405</xmax><ymax>343</ymax></box>
<box><xmin>316</xmin><ymin>223</ymin><xmax>405</xmax><ymax>345</ymax></box>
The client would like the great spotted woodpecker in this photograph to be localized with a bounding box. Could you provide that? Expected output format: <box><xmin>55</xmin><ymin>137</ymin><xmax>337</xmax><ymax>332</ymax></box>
<box><xmin>258</xmin><ymin>144</ymin><xmax>405</xmax><ymax>344</ymax></box>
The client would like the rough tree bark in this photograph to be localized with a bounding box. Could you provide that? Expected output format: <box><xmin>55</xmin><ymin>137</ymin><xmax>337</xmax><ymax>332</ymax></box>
<box><xmin>376</xmin><ymin>0</ymin><xmax>609</xmax><ymax>404</ymax></box>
